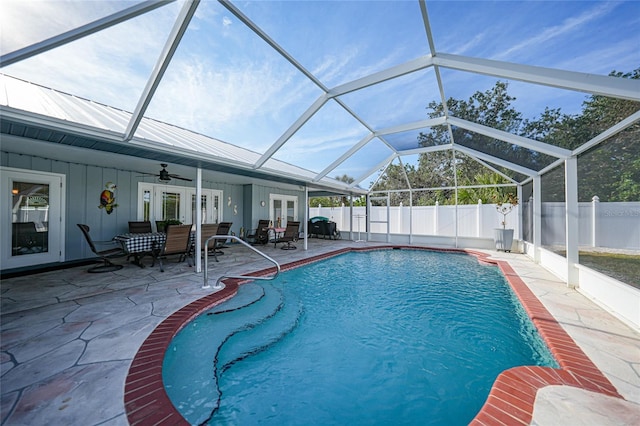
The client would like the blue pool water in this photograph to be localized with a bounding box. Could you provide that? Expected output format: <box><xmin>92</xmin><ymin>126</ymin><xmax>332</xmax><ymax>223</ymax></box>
<box><xmin>163</xmin><ymin>249</ymin><xmax>557</xmax><ymax>425</ymax></box>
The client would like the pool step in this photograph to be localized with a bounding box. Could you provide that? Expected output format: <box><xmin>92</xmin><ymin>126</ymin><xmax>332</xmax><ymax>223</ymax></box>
<box><xmin>207</xmin><ymin>281</ymin><xmax>267</xmax><ymax>314</ymax></box>
<box><xmin>164</xmin><ymin>281</ymin><xmax>283</xmax><ymax>425</ymax></box>
<box><xmin>217</xmin><ymin>284</ymin><xmax>303</xmax><ymax>376</ymax></box>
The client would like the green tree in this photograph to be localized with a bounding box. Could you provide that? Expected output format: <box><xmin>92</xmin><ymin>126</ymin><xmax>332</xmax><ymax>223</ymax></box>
<box><xmin>374</xmin><ymin>71</ymin><xmax>640</xmax><ymax>203</ymax></box>
<box><xmin>525</xmin><ymin>68</ymin><xmax>640</xmax><ymax>201</ymax></box>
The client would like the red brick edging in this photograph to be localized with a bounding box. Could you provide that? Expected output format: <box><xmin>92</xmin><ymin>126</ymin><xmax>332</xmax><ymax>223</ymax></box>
<box><xmin>124</xmin><ymin>246</ymin><xmax>622</xmax><ymax>425</ymax></box>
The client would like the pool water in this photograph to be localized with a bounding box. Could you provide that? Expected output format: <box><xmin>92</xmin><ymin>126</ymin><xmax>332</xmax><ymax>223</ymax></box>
<box><xmin>163</xmin><ymin>249</ymin><xmax>557</xmax><ymax>425</ymax></box>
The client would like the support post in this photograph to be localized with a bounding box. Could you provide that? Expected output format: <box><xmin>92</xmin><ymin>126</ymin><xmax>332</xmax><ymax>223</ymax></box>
<box><xmin>533</xmin><ymin>175</ymin><xmax>542</xmax><ymax>263</ymax></box>
<box><xmin>477</xmin><ymin>199</ymin><xmax>482</xmax><ymax>238</ymax></box>
<box><xmin>565</xmin><ymin>157</ymin><xmax>579</xmax><ymax>287</ymax></box>
<box><xmin>591</xmin><ymin>196</ymin><xmax>599</xmax><ymax>248</ymax></box>
<box><xmin>195</xmin><ymin>167</ymin><xmax>202</xmax><ymax>273</ymax></box>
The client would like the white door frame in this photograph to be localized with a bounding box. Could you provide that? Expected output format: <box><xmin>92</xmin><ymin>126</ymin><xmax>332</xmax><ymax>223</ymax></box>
<box><xmin>1</xmin><ymin>167</ymin><xmax>66</xmax><ymax>269</ymax></box>
<box><xmin>269</xmin><ymin>193</ymin><xmax>298</xmax><ymax>227</ymax></box>
<box><xmin>138</xmin><ymin>183</ymin><xmax>222</xmax><ymax>225</ymax></box>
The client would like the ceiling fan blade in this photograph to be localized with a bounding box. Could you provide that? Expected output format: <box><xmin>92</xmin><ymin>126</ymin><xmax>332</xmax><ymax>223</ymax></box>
<box><xmin>169</xmin><ymin>174</ymin><xmax>192</xmax><ymax>182</ymax></box>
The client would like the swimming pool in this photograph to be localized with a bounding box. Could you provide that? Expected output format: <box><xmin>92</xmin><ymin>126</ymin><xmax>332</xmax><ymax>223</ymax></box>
<box><xmin>162</xmin><ymin>249</ymin><xmax>557</xmax><ymax>425</ymax></box>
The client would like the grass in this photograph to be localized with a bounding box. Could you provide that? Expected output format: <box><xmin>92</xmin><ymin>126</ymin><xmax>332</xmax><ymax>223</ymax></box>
<box><xmin>574</xmin><ymin>252</ymin><xmax>640</xmax><ymax>289</ymax></box>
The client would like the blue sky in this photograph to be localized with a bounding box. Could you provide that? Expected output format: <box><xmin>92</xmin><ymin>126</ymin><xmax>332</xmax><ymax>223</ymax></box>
<box><xmin>2</xmin><ymin>0</ymin><xmax>639</xmax><ymax>183</ymax></box>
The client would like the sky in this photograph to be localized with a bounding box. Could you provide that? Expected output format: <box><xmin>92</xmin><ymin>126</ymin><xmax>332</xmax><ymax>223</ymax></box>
<box><xmin>1</xmin><ymin>0</ymin><xmax>639</xmax><ymax>186</ymax></box>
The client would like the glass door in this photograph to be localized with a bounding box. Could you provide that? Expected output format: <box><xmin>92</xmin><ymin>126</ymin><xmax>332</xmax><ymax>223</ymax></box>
<box><xmin>272</xmin><ymin>199</ymin><xmax>283</xmax><ymax>228</ymax></box>
<box><xmin>1</xmin><ymin>168</ymin><xmax>65</xmax><ymax>269</ymax></box>
<box><xmin>138</xmin><ymin>183</ymin><xmax>222</xmax><ymax>227</ymax></box>
<box><xmin>269</xmin><ymin>194</ymin><xmax>298</xmax><ymax>227</ymax></box>
<box><xmin>188</xmin><ymin>190</ymin><xmax>222</xmax><ymax>224</ymax></box>
<box><xmin>158</xmin><ymin>189</ymin><xmax>185</xmax><ymax>223</ymax></box>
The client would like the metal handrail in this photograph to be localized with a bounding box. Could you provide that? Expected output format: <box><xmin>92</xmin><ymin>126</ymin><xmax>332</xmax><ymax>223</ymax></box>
<box><xmin>202</xmin><ymin>235</ymin><xmax>280</xmax><ymax>289</ymax></box>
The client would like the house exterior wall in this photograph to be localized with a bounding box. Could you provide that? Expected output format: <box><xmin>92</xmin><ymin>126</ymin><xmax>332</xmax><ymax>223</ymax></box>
<box><xmin>2</xmin><ymin>146</ymin><xmax>307</xmax><ymax>270</ymax></box>
<box><xmin>1</xmin><ymin>150</ymin><xmax>246</xmax><ymax>265</ymax></box>
<box><xmin>243</xmin><ymin>184</ymin><xmax>306</xmax><ymax>234</ymax></box>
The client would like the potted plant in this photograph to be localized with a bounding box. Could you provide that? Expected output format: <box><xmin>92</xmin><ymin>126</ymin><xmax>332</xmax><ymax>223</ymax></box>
<box><xmin>156</xmin><ymin>219</ymin><xmax>182</xmax><ymax>233</ymax></box>
<box><xmin>492</xmin><ymin>192</ymin><xmax>518</xmax><ymax>252</ymax></box>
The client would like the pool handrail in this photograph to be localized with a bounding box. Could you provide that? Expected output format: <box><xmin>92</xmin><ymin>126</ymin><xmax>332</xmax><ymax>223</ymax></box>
<box><xmin>203</xmin><ymin>235</ymin><xmax>280</xmax><ymax>289</ymax></box>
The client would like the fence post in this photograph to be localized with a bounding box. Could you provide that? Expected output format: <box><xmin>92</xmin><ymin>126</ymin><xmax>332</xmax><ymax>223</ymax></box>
<box><xmin>398</xmin><ymin>202</ymin><xmax>403</xmax><ymax>234</ymax></box>
<box><xmin>528</xmin><ymin>196</ymin><xmax>534</xmax><ymax>244</ymax></box>
<box><xmin>477</xmin><ymin>199</ymin><xmax>482</xmax><ymax>237</ymax></box>
<box><xmin>434</xmin><ymin>201</ymin><xmax>439</xmax><ymax>235</ymax></box>
<box><xmin>592</xmin><ymin>196</ymin><xmax>599</xmax><ymax>247</ymax></box>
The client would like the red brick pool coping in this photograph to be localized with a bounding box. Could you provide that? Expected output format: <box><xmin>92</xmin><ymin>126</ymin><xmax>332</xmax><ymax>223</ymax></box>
<box><xmin>124</xmin><ymin>246</ymin><xmax>623</xmax><ymax>425</ymax></box>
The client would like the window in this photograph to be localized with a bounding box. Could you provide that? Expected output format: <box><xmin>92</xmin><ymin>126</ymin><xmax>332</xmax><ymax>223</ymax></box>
<box><xmin>138</xmin><ymin>183</ymin><xmax>222</xmax><ymax>225</ymax></box>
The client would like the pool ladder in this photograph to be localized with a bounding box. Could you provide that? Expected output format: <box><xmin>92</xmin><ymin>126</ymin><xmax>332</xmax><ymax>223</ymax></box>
<box><xmin>202</xmin><ymin>235</ymin><xmax>281</xmax><ymax>289</ymax></box>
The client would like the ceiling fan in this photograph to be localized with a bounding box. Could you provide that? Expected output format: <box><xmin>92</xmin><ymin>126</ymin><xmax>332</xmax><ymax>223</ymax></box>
<box><xmin>148</xmin><ymin>164</ymin><xmax>192</xmax><ymax>182</ymax></box>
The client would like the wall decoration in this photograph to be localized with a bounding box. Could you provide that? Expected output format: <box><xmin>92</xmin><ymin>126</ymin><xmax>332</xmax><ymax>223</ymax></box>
<box><xmin>233</xmin><ymin>204</ymin><xmax>238</xmax><ymax>215</ymax></box>
<box><xmin>227</xmin><ymin>196</ymin><xmax>232</xmax><ymax>207</ymax></box>
<box><xmin>99</xmin><ymin>181</ymin><xmax>118</xmax><ymax>214</ymax></box>
<box><xmin>260</xmin><ymin>200</ymin><xmax>266</xmax><ymax>207</ymax></box>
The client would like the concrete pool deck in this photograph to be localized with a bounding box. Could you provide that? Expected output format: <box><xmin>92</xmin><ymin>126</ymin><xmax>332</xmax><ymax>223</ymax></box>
<box><xmin>1</xmin><ymin>239</ymin><xmax>639</xmax><ymax>425</ymax></box>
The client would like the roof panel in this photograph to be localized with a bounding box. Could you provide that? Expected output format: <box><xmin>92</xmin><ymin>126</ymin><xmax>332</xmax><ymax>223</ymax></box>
<box><xmin>332</xmin><ymin>137</ymin><xmax>396</xmax><ymax>187</ymax></box>
<box><xmin>1</xmin><ymin>1</ymin><xmax>179</xmax><ymax>113</ymax></box>
<box><xmin>146</xmin><ymin>0</ymin><xmax>324</xmax><ymax>155</ymax></box>
<box><xmin>427</xmin><ymin>1</ymin><xmax>639</xmax><ymax>74</ymax></box>
<box><xmin>336</xmin><ymin>68</ymin><xmax>440</xmax><ymax>130</ymax></box>
<box><xmin>451</xmin><ymin>126</ymin><xmax>558</xmax><ymax>172</ymax></box>
<box><xmin>235</xmin><ymin>0</ymin><xmax>430</xmax><ymax>88</ymax></box>
<box><xmin>0</xmin><ymin>0</ymin><xmax>136</xmax><ymax>53</ymax></box>
<box><xmin>273</xmin><ymin>99</ymin><xmax>370</xmax><ymax>173</ymax></box>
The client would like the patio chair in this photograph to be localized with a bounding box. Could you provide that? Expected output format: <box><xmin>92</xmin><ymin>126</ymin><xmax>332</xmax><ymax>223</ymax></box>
<box><xmin>12</xmin><ymin>222</ymin><xmax>45</xmax><ymax>254</ymax></box>
<box><xmin>192</xmin><ymin>223</ymin><xmax>220</xmax><ymax>262</ymax></box>
<box><xmin>245</xmin><ymin>219</ymin><xmax>270</xmax><ymax>245</ymax></box>
<box><xmin>77</xmin><ymin>224</ymin><xmax>126</xmax><ymax>273</ymax></box>
<box><xmin>212</xmin><ymin>222</ymin><xmax>233</xmax><ymax>255</ymax></box>
<box><xmin>152</xmin><ymin>224</ymin><xmax>193</xmax><ymax>272</ymax></box>
<box><xmin>274</xmin><ymin>221</ymin><xmax>300</xmax><ymax>250</ymax></box>
<box><xmin>128</xmin><ymin>221</ymin><xmax>152</xmax><ymax>233</ymax></box>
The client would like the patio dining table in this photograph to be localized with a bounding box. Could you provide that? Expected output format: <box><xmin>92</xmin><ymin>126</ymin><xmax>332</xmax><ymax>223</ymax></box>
<box><xmin>267</xmin><ymin>227</ymin><xmax>286</xmax><ymax>248</ymax></box>
<box><xmin>113</xmin><ymin>232</ymin><xmax>166</xmax><ymax>268</ymax></box>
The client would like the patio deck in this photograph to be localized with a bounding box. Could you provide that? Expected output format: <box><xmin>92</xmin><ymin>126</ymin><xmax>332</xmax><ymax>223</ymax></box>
<box><xmin>1</xmin><ymin>238</ymin><xmax>639</xmax><ymax>425</ymax></box>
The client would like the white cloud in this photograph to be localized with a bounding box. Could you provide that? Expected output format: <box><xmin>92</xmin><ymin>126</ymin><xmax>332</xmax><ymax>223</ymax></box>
<box><xmin>2</xmin><ymin>1</ymin><xmax>178</xmax><ymax>111</ymax></box>
<box><xmin>494</xmin><ymin>2</ymin><xmax>620</xmax><ymax>61</ymax></box>
<box><xmin>145</xmin><ymin>55</ymin><xmax>303</xmax><ymax>148</ymax></box>
<box><xmin>449</xmin><ymin>32</ymin><xmax>488</xmax><ymax>56</ymax></box>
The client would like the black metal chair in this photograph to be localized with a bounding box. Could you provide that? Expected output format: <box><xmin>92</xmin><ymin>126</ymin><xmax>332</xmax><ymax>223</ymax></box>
<box><xmin>77</xmin><ymin>224</ymin><xmax>126</xmax><ymax>273</ymax></box>
<box><xmin>128</xmin><ymin>221</ymin><xmax>152</xmax><ymax>233</ymax></box>
<box><xmin>245</xmin><ymin>219</ymin><xmax>270</xmax><ymax>245</ymax></box>
<box><xmin>211</xmin><ymin>222</ymin><xmax>233</xmax><ymax>255</ymax></box>
<box><xmin>274</xmin><ymin>221</ymin><xmax>300</xmax><ymax>250</ymax></box>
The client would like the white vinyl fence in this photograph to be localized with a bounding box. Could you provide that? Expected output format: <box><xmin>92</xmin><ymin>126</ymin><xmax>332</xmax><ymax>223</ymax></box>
<box><xmin>523</xmin><ymin>197</ymin><xmax>640</xmax><ymax>250</ymax></box>
<box><xmin>311</xmin><ymin>198</ymin><xmax>640</xmax><ymax>251</ymax></box>
<box><xmin>310</xmin><ymin>201</ymin><xmax>520</xmax><ymax>240</ymax></box>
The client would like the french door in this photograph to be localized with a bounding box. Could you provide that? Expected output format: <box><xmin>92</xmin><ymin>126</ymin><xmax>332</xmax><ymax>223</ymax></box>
<box><xmin>138</xmin><ymin>183</ymin><xmax>222</xmax><ymax>226</ymax></box>
<box><xmin>1</xmin><ymin>167</ymin><xmax>65</xmax><ymax>269</ymax></box>
<box><xmin>269</xmin><ymin>194</ymin><xmax>298</xmax><ymax>227</ymax></box>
